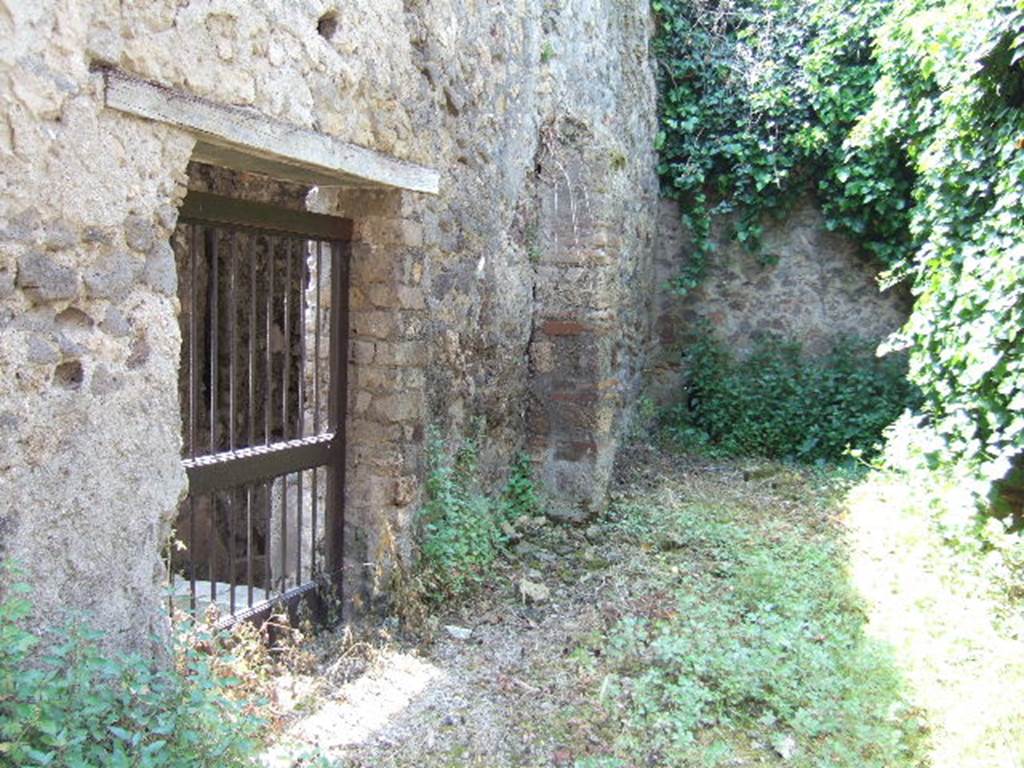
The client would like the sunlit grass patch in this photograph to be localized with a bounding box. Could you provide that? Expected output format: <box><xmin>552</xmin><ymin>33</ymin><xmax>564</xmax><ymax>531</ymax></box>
<box><xmin>845</xmin><ymin>464</ymin><xmax>1024</xmax><ymax>767</ymax></box>
<box><xmin>569</xmin><ymin>460</ymin><xmax>928</xmax><ymax>767</ymax></box>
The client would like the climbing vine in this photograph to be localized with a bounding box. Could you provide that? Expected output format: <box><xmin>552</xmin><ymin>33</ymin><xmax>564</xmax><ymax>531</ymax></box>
<box><xmin>652</xmin><ymin>0</ymin><xmax>906</xmax><ymax>291</ymax></box>
<box><xmin>654</xmin><ymin>0</ymin><xmax>1024</xmax><ymax>488</ymax></box>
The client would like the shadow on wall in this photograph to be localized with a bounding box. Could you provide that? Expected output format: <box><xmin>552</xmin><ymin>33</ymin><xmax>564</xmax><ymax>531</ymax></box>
<box><xmin>649</xmin><ymin>197</ymin><xmax>913</xmax><ymax>405</ymax></box>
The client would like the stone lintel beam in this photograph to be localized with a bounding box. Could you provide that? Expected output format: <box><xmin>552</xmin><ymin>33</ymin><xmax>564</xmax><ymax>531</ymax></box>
<box><xmin>103</xmin><ymin>69</ymin><xmax>440</xmax><ymax>195</ymax></box>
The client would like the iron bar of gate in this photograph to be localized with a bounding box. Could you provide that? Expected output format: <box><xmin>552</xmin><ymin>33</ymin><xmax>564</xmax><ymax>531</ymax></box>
<box><xmin>312</xmin><ymin>240</ymin><xmax>322</xmax><ymax>576</ymax></box>
<box><xmin>189</xmin><ymin>223</ymin><xmax>199</xmax><ymax>613</ymax></box>
<box><xmin>207</xmin><ymin>227</ymin><xmax>219</xmax><ymax>606</ymax></box>
<box><xmin>326</xmin><ymin>240</ymin><xmax>349</xmax><ymax>586</ymax></box>
<box><xmin>265</xmin><ymin>236</ymin><xmax>274</xmax><ymax>598</ymax></box>
<box><xmin>297</xmin><ymin>240</ymin><xmax>306</xmax><ymax>584</ymax></box>
<box><xmin>281</xmin><ymin>239</ymin><xmax>292</xmax><ymax>593</ymax></box>
<box><xmin>228</xmin><ymin>232</ymin><xmax>238</xmax><ymax>614</ymax></box>
<box><xmin>247</xmin><ymin>236</ymin><xmax>257</xmax><ymax>607</ymax></box>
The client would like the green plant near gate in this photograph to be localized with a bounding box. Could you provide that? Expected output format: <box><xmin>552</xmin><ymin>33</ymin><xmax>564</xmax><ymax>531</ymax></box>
<box><xmin>0</xmin><ymin>575</ymin><xmax>265</xmax><ymax>766</ymax></box>
<box><xmin>501</xmin><ymin>451</ymin><xmax>542</xmax><ymax>521</ymax></box>
<box><xmin>418</xmin><ymin>435</ymin><xmax>542</xmax><ymax>601</ymax></box>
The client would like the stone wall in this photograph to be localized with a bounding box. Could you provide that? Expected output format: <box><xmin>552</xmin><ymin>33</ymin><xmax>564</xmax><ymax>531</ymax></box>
<box><xmin>650</xmin><ymin>198</ymin><xmax>912</xmax><ymax>404</ymax></box>
<box><xmin>0</xmin><ymin>0</ymin><xmax>658</xmax><ymax>646</ymax></box>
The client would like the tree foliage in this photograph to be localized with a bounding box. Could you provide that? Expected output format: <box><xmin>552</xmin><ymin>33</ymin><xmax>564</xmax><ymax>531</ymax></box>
<box><xmin>653</xmin><ymin>0</ymin><xmax>1024</xmax><ymax>483</ymax></box>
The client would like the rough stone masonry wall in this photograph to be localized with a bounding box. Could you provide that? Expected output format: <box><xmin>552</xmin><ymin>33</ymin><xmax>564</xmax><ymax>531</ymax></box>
<box><xmin>650</xmin><ymin>198</ymin><xmax>912</xmax><ymax>404</ymax></box>
<box><xmin>0</xmin><ymin>0</ymin><xmax>657</xmax><ymax>646</ymax></box>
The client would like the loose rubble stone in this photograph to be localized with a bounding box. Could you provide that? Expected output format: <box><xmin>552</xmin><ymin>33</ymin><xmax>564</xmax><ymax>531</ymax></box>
<box><xmin>123</xmin><ymin>215</ymin><xmax>156</xmax><ymax>254</ymax></box>
<box><xmin>42</xmin><ymin>222</ymin><xmax>78</xmax><ymax>251</ymax></box>
<box><xmin>518</xmin><ymin>578</ymin><xmax>550</xmax><ymax>604</ymax></box>
<box><xmin>443</xmin><ymin>625</ymin><xmax>473</xmax><ymax>641</ymax></box>
<box><xmin>26</xmin><ymin>334</ymin><xmax>60</xmax><ymax>365</ymax></box>
<box><xmin>100</xmin><ymin>306</ymin><xmax>131</xmax><ymax>337</ymax></box>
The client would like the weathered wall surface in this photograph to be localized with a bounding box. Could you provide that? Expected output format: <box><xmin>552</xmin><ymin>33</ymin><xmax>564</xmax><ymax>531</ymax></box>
<box><xmin>0</xmin><ymin>0</ymin><xmax>657</xmax><ymax>645</ymax></box>
<box><xmin>650</xmin><ymin>198</ymin><xmax>912</xmax><ymax>404</ymax></box>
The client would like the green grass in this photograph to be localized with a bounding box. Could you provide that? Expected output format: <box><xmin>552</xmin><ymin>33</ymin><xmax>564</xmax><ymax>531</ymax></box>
<box><xmin>564</xmin><ymin>461</ymin><xmax>929</xmax><ymax>767</ymax></box>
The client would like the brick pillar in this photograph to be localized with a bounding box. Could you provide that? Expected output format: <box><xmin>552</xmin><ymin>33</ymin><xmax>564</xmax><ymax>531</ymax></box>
<box><xmin>527</xmin><ymin>151</ymin><xmax>626</xmax><ymax>521</ymax></box>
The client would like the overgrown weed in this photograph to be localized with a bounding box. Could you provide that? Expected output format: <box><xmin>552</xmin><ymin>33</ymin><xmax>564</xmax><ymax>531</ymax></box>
<box><xmin>417</xmin><ymin>432</ymin><xmax>543</xmax><ymax>603</ymax></box>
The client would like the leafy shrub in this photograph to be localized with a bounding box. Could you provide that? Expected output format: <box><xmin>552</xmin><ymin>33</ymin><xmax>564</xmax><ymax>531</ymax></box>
<box><xmin>0</xmin><ymin>575</ymin><xmax>265</xmax><ymax>766</ymax></box>
<box><xmin>665</xmin><ymin>332</ymin><xmax>917</xmax><ymax>461</ymax></box>
<box><xmin>418</xmin><ymin>436</ymin><xmax>507</xmax><ymax>600</ymax></box>
<box><xmin>501</xmin><ymin>452</ymin><xmax>541</xmax><ymax>521</ymax></box>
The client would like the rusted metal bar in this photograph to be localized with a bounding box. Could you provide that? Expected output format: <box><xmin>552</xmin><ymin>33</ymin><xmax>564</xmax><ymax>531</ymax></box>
<box><xmin>182</xmin><ymin>433</ymin><xmax>336</xmax><ymax>494</ymax></box>
<box><xmin>265</xmin><ymin>235</ymin><xmax>274</xmax><ymax>446</ymax></box>
<box><xmin>247</xmin><ymin>237</ymin><xmax>257</xmax><ymax>608</ymax></box>
<box><xmin>207</xmin><ymin>228</ymin><xmax>219</xmax><ymax>605</ymax></box>
<box><xmin>189</xmin><ymin>224</ymin><xmax>198</xmax><ymax>613</ymax></box>
<box><xmin>228</xmin><ymin>233</ymin><xmax>238</xmax><ymax>615</ymax></box>
<box><xmin>283</xmin><ymin>239</ymin><xmax>292</xmax><ymax>443</ymax></box>
<box><xmin>229</xmin><ymin>231</ymin><xmax>238</xmax><ymax>452</ymax></box>
<box><xmin>312</xmin><ymin>239</ymin><xmax>322</xmax><ymax>576</ymax></box>
<box><xmin>297</xmin><ymin>241</ymin><xmax>307</xmax><ymax>583</ymax></box>
<box><xmin>325</xmin><ymin>240</ymin><xmax>349</xmax><ymax>586</ymax></box>
<box><xmin>180</xmin><ymin>190</ymin><xmax>352</xmax><ymax>241</ymax></box>
<box><xmin>265</xmin><ymin>478</ymin><xmax>273</xmax><ymax>596</ymax></box>
<box><xmin>281</xmin><ymin>240</ymin><xmax>292</xmax><ymax>592</ymax></box>
<box><xmin>280</xmin><ymin>472</ymin><xmax>288</xmax><ymax>593</ymax></box>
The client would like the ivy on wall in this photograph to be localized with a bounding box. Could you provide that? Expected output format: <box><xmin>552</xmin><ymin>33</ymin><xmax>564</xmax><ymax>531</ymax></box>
<box><xmin>653</xmin><ymin>0</ymin><xmax>1024</xmax><ymax>486</ymax></box>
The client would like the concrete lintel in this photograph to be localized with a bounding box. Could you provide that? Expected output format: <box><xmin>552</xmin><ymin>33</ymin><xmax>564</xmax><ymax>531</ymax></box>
<box><xmin>104</xmin><ymin>69</ymin><xmax>440</xmax><ymax>195</ymax></box>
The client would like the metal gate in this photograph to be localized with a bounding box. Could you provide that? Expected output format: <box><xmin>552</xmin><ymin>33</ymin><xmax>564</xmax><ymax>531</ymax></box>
<box><xmin>168</xmin><ymin>191</ymin><xmax>350</xmax><ymax>627</ymax></box>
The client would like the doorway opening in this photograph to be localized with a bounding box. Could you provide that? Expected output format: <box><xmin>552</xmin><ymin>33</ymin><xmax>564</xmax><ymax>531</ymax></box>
<box><xmin>167</xmin><ymin>190</ymin><xmax>351</xmax><ymax>627</ymax></box>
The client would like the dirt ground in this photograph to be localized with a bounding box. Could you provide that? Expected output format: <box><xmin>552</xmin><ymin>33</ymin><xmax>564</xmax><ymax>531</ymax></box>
<box><xmin>263</xmin><ymin>443</ymin><xmax>1024</xmax><ymax>767</ymax></box>
<box><xmin>262</xmin><ymin>445</ymin><xmax>791</xmax><ymax>767</ymax></box>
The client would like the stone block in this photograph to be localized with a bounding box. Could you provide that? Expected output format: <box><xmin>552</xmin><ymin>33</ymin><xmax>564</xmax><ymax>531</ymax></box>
<box><xmin>124</xmin><ymin>215</ymin><xmax>156</xmax><ymax>254</ymax></box>
<box><xmin>350</xmin><ymin>339</ymin><xmax>375</xmax><ymax>365</ymax></box>
<box><xmin>399</xmin><ymin>220</ymin><xmax>423</xmax><ymax>247</ymax></box>
<box><xmin>373</xmin><ymin>340</ymin><xmax>426</xmax><ymax>367</ymax></box>
<box><xmin>350</xmin><ymin>310</ymin><xmax>397</xmax><ymax>340</ymax></box>
<box><xmin>353</xmin><ymin>389</ymin><xmax>373</xmax><ymax>415</ymax></box>
<box><xmin>397</xmin><ymin>285</ymin><xmax>425</xmax><ymax>310</ymax></box>
<box><xmin>16</xmin><ymin>251</ymin><xmax>78</xmax><ymax>302</ymax></box>
<box><xmin>144</xmin><ymin>241</ymin><xmax>177</xmax><ymax>296</ymax></box>
<box><xmin>83</xmin><ymin>251</ymin><xmax>142</xmax><ymax>299</ymax></box>
<box><xmin>365</xmin><ymin>282</ymin><xmax>397</xmax><ymax>308</ymax></box>
<box><xmin>372</xmin><ymin>393</ymin><xmax>423</xmax><ymax>423</ymax></box>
